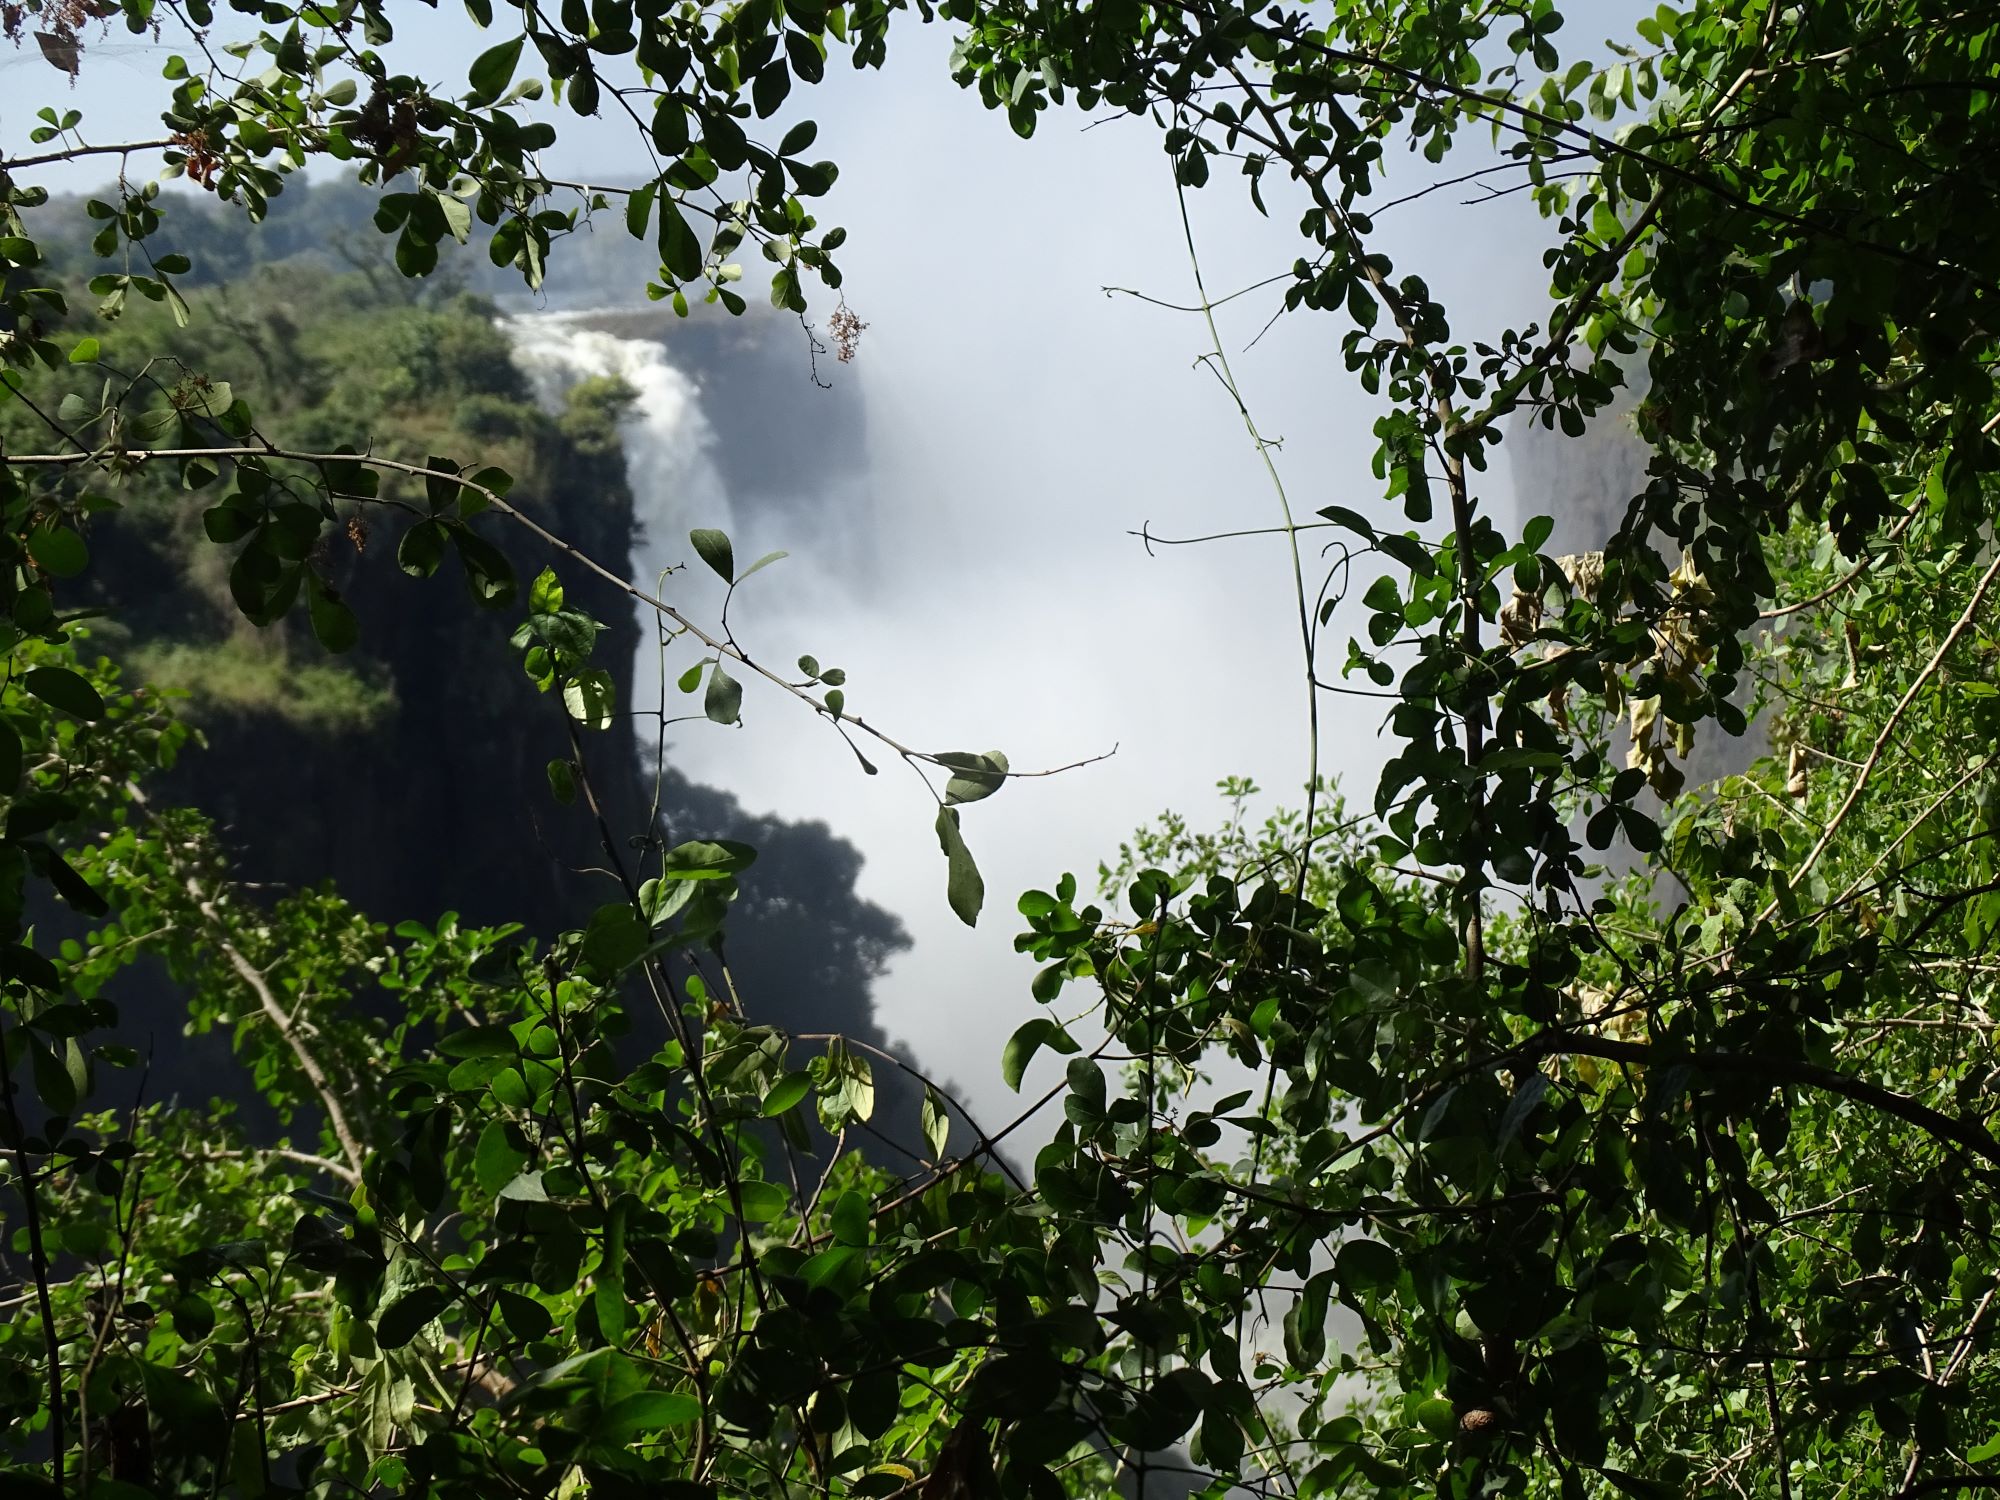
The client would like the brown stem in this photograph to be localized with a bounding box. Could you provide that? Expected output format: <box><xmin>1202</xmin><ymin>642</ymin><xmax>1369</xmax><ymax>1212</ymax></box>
<box><xmin>0</xmin><ymin>137</ymin><xmax>184</xmax><ymax>172</ymax></box>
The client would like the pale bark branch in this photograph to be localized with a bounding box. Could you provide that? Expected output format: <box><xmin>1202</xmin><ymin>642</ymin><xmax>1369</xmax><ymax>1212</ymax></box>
<box><xmin>187</xmin><ymin>877</ymin><xmax>366</xmax><ymax>1175</ymax></box>
<box><xmin>1769</xmin><ymin>549</ymin><xmax>2000</xmax><ymax>917</ymax></box>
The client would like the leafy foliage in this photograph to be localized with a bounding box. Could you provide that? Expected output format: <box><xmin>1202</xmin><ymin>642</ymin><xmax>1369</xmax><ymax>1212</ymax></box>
<box><xmin>5</xmin><ymin>0</ymin><xmax>2000</xmax><ymax>1497</ymax></box>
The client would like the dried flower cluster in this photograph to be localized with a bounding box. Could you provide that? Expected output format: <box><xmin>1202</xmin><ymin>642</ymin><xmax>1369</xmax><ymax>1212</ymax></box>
<box><xmin>172</xmin><ymin>128</ymin><xmax>222</xmax><ymax>188</ymax></box>
<box><xmin>827</xmin><ymin>303</ymin><xmax>868</xmax><ymax>364</ymax></box>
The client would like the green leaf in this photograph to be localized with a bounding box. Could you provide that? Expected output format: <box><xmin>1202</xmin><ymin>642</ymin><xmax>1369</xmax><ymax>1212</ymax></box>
<box><xmin>802</xmin><ymin>1243</ymin><xmax>861</xmax><ymax>1292</ymax></box>
<box><xmin>463</xmin><ymin>465</ymin><xmax>511</xmax><ymax>515</ymax></box>
<box><xmin>25</xmin><ymin>667</ymin><xmax>105</xmax><ymax>720</ymax></box>
<box><xmin>582</xmin><ymin>902</ymin><xmax>648</xmax><ymax>973</ymax></box>
<box><xmin>25</xmin><ymin>525</ymin><xmax>87</xmax><ymax>579</ymax></box>
<box><xmin>564</xmin><ymin>668</ymin><xmax>618</xmax><ymax>730</ymax></box>
<box><xmin>45</xmin><ymin>847</ymin><xmax>108</xmax><ymax>917</ymax></box>
<box><xmin>596</xmin><ymin>1195</ymin><xmax>630</xmax><ymax>1343</ymax></box>
<box><xmin>659</xmin><ymin>196</ymin><xmax>705</xmax><ymax>283</ymax></box>
<box><xmin>490</xmin><ymin>1065</ymin><xmax>532</xmax><ymax>1111</ymax></box>
<box><xmin>453</xmin><ymin>528</ymin><xmax>517</xmax><ymax>608</ymax></box>
<box><xmin>830</xmin><ymin>1189</ymin><xmax>870</xmax><ymax>1247</ymax></box>
<box><xmin>468</xmin><ymin>34</ymin><xmax>525</xmax><ymax>104</ymax></box>
<box><xmin>1282</xmin><ymin>1272</ymin><xmax>1330</xmax><ymax>1368</ymax></box>
<box><xmin>398</xmin><ymin>518</ymin><xmax>447</xmax><ymax>578</ymax></box>
<box><xmin>497</xmin><ymin>1289</ymin><xmax>553</xmax><ymax>1341</ymax></box>
<box><xmin>626</xmin><ymin>180</ymin><xmax>657</xmax><ymax>239</ymax></box>
<box><xmin>1001</xmin><ymin>1017</ymin><xmax>1078</xmax><ymax>1091</ymax></box>
<box><xmin>438</xmin><ymin>1025</ymin><xmax>520</xmax><ymax>1058</ymax></box>
<box><xmin>705</xmin><ymin>661</ymin><xmax>742</xmax><ymax>725</ymax></box>
<box><xmin>1378</xmin><ymin>532</ymin><xmax>1436</xmax><ymax>576</ymax></box>
<box><xmin>474</xmin><ymin>1120</ymin><xmax>527</xmax><ymax>1195</ymax></box>
<box><xmin>597</xmin><ymin>1390</ymin><xmax>700</xmax><ymax>1441</ymax></box>
<box><xmin>546</xmin><ymin>758</ymin><xmax>577</xmax><ymax>804</ymax></box>
<box><xmin>816</xmin><ymin>1038</ymin><xmax>876</xmax><ymax>1127</ymax></box>
<box><xmin>690</xmin><ymin>527</ymin><xmax>734</xmax><ymax>582</ymax></box>
<box><xmin>31</xmin><ymin>1035</ymin><xmax>84</xmax><ymax>1113</ymax></box>
<box><xmin>1416</xmin><ymin>1397</ymin><xmax>1457</xmax><ymax>1439</ymax></box>
<box><xmin>940</xmin><ymin>749</ymin><xmax>1010</xmax><ymax>805</ymax></box>
<box><xmin>1316</xmin><ymin>504</ymin><xmax>1377</xmax><ymax>542</ymax></box>
<box><xmin>934</xmin><ymin>806</ymin><xmax>985</xmax><ymax>926</ymax></box>
<box><xmin>660</xmin><ymin>839</ymin><xmax>756</xmax><ymax>878</ymax></box>
<box><xmin>1335</xmin><ymin>1238</ymin><xmax>1398</xmax><ymax>1291</ymax></box>
<box><xmin>638</xmin><ymin>877</ymin><xmax>696</xmax><ymax>928</ymax></box>
<box><xmin>738</xmin><ymin>549</ymin><xmax>788</xmax><ymax>582</ymax></box>
<box><xmin>737</xmin><ymin>1178</ymin><xmax>787</xmax><ymax>1222</ymax></box>
<box><xmin>59</xmin><ymin>1220</ymin><xmax>110</xmax><ymax>1258</ymax></box>
<box><xmin>203</xmin><ymin>505</ymin><xmax>258</xmax><ymax>544</ymax></box>
<box><xmin>753</xmin><ymin>57</ymin><xmax>792</xmax><ymax>117</ymax></box>
<box><xmin>172</xmin><ymin>1294</ymin><xmax>216</xmax><ymax>1343</ymax></box>
<box><xmin>761</xmin><ymin>1070</ymin><xmax>811</xmax><ymax>1117</ymax></box>
<box><xmin>181</xmin><ymin>379</ymin><xmax>232</xmax><ymax>417</ymax></box>
<box><xmin>434</xmin><ymin>192</ymin><xmax>472</xmax><ymax>246</ymax></box>
<box><xmin>498</xmin><ymin>1170</ymin><xmax>549</xmax><ymax>1203</ymax></box>
<box><xmin>140</xmin><ymin>1363</ymin><xmax>226</xmax><ymax>1455</ymax></box>
<box><xmin>1967</xmin><ymin>1430</ymin><xmax>2000</xmax><ymax>1464</ymax></box>
<box><xmin>922</xmin><ymin>1086</ymin><xmax>949</xmax><ymax>1159</ymax></box>
<box><xmin>377</xmin><ymin>1286</ymin><xmax>452</xmax><ymax>1349</ymax></box>
<box><xmin>1498</xmin><ymin>1073</ymin><xmax>1550</xmax><ymax>1148</ymax></box>
<box><xmin>306</xmin><ymin>573</ymin><xmax>359</xmax><ymax>653</ymax></box>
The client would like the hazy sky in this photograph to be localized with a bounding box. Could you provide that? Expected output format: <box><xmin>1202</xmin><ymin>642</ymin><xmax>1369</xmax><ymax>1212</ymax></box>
<box><xmin>3</xmin><ymin>5</ymin><xmax>1641</xmax><ymax>1132</ymax></box>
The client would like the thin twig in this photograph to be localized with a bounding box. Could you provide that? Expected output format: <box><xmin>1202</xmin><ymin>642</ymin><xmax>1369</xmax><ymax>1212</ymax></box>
<box><xmin>0</xmin><ymin>136</ymin><xmax>183</xmax><ymax>172</ymax></box>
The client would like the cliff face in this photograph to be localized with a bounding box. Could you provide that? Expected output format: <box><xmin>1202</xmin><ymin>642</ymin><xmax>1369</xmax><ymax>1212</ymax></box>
<box><xmin>23</xmin><ymin>183</ymin><xmax>919</xmax><ymax>1136</ymax></box>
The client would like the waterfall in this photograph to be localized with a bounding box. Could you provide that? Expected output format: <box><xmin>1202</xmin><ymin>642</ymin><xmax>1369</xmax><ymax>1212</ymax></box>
<box><xmin>503</xmin><ymin>312</ymin><xmax>738</xmax><ymax>592</ymax></box>
<box><xmin>503</xmin><ymin>308</ymin><xmax>878</xmax><ymax>769</ymax></box>
<box><xmin>504</xmin><ymin>310</ymin><xmax>754</xmax><ymax>762</ymax></box>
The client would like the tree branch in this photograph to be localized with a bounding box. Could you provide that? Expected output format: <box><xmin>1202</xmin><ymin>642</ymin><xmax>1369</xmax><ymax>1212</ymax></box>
<box><xmin>1771</xmin><ymin>548</ymin><xmax>2000</xmax><ymax>914</ymax></box>
<box><xmin>1522</xmin><ymin>1032</ymin><xmax>2000</xmax><ymax>1168</ymax></box>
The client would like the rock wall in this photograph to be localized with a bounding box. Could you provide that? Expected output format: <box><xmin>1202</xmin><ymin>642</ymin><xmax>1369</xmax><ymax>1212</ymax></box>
<box><xmin>28</xmin><ymin>179</ymin><xmax>927</xmax><ymax>1147</ymax></box>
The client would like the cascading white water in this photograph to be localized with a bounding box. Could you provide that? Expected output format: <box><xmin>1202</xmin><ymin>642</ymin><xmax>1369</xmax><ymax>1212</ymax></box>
<box><xmin>503</xmin><ymin>313</ymin><xmax>738</xmax><ymax>589</ymax></box>
<box><xmin>503</xmin><ymin>311</ymin><xmax>755</xmax><ymax>744</ymax></box>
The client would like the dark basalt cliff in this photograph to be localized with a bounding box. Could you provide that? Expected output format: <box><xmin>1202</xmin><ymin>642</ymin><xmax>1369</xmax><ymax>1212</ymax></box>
<box><xmin>25</xmin><ymin>178</ymin><xmax>922</xmax><ymax>1141</ymax></box>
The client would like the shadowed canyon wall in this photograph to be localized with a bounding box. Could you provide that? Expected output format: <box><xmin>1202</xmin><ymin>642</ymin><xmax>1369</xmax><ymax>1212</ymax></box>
<box><xmin>26</xmin><ymin>177</ymin><xmax>928</xmax><ymax>1148</ymax></box>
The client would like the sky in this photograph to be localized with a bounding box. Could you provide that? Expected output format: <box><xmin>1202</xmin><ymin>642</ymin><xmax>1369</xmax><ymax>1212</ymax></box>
<box><xmin>2</xmin><ymin>3</ymin><xmax>1643</xmax><ymax>1133</ymax></box>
